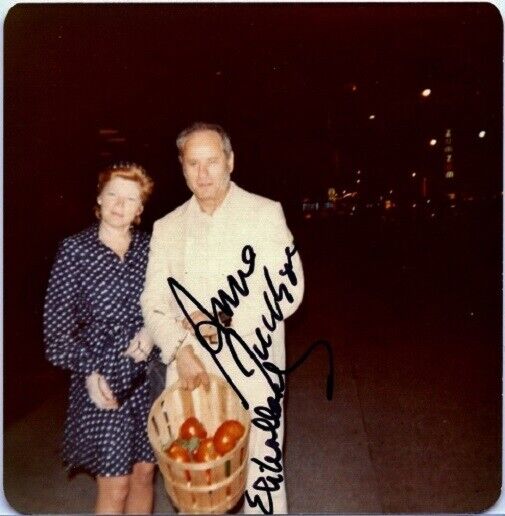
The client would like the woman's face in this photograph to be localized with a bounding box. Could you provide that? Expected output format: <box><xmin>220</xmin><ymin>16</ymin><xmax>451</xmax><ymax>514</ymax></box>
<box><xmin>97</xmin><ymin>176</ymin><xmax>143</xmax><ymax>230</ymax></box>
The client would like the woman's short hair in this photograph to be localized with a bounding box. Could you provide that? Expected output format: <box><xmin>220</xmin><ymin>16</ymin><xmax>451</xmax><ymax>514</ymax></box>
<box><xmin>94</xmin><ymin>161</ymin><xmax>154</xmax><ymax>225</ymax></box>
<box><xmin>176</xmin><ymin>122</ymin><xmax>233</xmax><ymax>158</ymax></box>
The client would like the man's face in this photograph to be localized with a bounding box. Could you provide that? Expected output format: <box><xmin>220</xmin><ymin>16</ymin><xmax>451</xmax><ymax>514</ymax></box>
<box><xmin>180</xmin><ymin>130</ymin><xmax>234</xmax><ymax>207</ymax></box>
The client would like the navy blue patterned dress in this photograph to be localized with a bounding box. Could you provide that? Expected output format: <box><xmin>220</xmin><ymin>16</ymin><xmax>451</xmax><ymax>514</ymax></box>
<box><xmin>43</xmin><ymin>223</ymin><xmax>156</xmax><ymax>476</ymax></box>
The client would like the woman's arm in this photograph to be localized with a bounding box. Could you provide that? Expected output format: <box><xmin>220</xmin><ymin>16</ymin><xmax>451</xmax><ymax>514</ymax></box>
<box><xmin>43</xmin><ymin>239</ymin><xmax>102</xmax><ymax>375</ymax></box>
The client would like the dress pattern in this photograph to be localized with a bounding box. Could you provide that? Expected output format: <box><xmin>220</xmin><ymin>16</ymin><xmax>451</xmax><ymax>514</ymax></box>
<box><xmin>44</xmin><ymin>223</ymin><xmax>156</xmax><ymax>476</ymax></box>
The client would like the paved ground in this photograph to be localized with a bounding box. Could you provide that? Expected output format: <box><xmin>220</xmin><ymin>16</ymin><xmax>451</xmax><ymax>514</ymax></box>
<box><xmin>3</xmin><ymin>208</ymin><xmax>502</xmax><ymax>514</ymax></box>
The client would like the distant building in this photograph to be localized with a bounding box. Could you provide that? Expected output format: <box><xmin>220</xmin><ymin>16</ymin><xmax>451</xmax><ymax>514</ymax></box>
<box><xmin>443</xmin><ymin>128</ymin><xmax>457</xmax><ymax>206</ymax></box>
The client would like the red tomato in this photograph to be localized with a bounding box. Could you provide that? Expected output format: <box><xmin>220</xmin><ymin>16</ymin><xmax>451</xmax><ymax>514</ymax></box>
<box><xmin>221</xmin><ymin>420</ymin><xmax>245</xmax><ymax>441</ymax></box>
<box><xmin>213</xmin><ymin>420</ymin><xmax>244</xmax><ymax>455</ymax></box>
<box><xmin>180</xmin><ymin>417</ymin><xmax>207</xmax><ymax>440</ymax></box>
<box><xmin>193</xmin><ymin>437</ymin><xmax>220</xmax><ymax>463</ymax></box>
<box><xmin>165</xmin><ymin>442</ymin><xmax>191</xmax><ymax>463</ymax></box>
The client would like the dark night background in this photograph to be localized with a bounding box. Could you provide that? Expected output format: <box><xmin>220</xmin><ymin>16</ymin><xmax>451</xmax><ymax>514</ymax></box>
<box><xmin>3</xmin><ymin>3</ymin><xmax>503</xmax><ymax>512</ymax></box>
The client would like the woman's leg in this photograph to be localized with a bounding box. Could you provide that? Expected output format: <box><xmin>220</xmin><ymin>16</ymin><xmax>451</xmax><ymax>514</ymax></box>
<box><xmin>95</xmin><ymin>475</ymin><xmax>130</xmax><ymax>514</ymax></box>
<box><xmin>124</xmin><ymin>461</ymin><xmax>156</xmax><ymax>514</ymax></box>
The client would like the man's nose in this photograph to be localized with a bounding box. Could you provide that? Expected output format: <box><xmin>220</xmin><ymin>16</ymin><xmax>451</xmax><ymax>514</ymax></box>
<box><xmin>115</xmin><ymin>197</ymin><xmax>125</xmax><ymax>206</ymax></box>
<box><xmin>197</xmin><ymin>163</ymin><xmax>209</xmax><ymax>176</ymax></box>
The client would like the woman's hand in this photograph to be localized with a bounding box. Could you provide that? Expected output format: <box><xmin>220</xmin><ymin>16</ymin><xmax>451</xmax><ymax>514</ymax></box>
<box><xmin>175</xmin><ymin>345</ymin><xmax>210</xmax><ymax>391</ymax></box>
<box><xmin>124</xmin><ymin>327</ymin><xmax>154</xmax><ymax>363</ymax></box>
<box><xmin>85</xmin><ymin>372</ymin><xmax>119</xmax><ymax>410</ymax></box>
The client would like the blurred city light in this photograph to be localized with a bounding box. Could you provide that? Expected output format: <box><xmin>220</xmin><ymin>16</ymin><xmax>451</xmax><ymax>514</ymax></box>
<box><xmin>421</xmin><ymin>88</ymin><xmax>432</xmax><ymax>97</ymax></box>
<box><xmin>429</xmin><ymin>139</ymin><xmax>437</xmax><ymax>146</ymax></box>
<box><xmin>411</xmin><ymin>172</ymin><xmax>417</xmax><ymax>178</ymax></box>
<box><xmin>369</xmin><ymin>114</ymin><xmax>376</xmax><ymax>120</ymax></box>
<box><xmin>478</xmin><ymin>130</ymin><xmax>486</xmax><ymax>138</ymax></box>
<box><xmin>98</xmin><ymin>128</ymin><xmax>119</xmax><ymax>136</ymax></box>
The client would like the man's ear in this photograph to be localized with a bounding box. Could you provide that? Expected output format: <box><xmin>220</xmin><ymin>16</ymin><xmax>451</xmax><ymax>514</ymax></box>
<box><xmin>227</xmin><ymin>151</ymin><xmax>235</xmax><ymax>174</ymax></box>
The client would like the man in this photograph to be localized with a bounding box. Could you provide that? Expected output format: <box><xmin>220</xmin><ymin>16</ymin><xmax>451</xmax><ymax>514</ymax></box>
<box><xmin>141</xmin><ymin>122</ymin><xmax>304</xmax><ymax>514</ymax></box>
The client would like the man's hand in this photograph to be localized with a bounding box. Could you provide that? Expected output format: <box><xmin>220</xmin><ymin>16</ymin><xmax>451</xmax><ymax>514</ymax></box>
<box><xmin>175</xmin><ymin>345</ymin><xmax>210</xmax><ymax>391</ymax></box>
<box><xmin>124</xmin><ymin>327</ymin><xmax>154</xmax><ymax>363</ymax></box>
<box><xmin>182</xmin><ymin>310</ymin><xmax>218</xmax><ymax>340</ymax></box>
<box><xmin>85</xmin><ymin>372</ymin><xmax>119</xmax><ymax>410</ymax></box>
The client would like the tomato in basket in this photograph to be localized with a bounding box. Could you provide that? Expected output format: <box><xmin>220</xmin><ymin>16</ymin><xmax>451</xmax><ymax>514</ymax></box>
<box><xmin>165</xmin><ymin>441</ymin><xmax>192</xmax><ymax>463</ymax></box>
<box><xmin>213</xmin><ymin>420</ymin><xmax>245</xmax><ymax>455</ymax></box>
<box><xmin>193</xmin><ymin>437</ymin><xmax>220</xmax><ymax>463</ymax></box>
<box><xmin>221</xmin><ymin>420</ymin><xmax>245</xmax><ymax>441</ymax></box>
<box><xmin>179</xmin><ymin>417</ymin><xmax>207</xmax><ymax>440</ymax></box>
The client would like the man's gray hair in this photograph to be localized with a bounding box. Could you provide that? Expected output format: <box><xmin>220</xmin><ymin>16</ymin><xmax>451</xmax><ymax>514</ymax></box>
<box><xmin>176</xmin><ymin>122</ymin><xmax>233</xmax><ymax>157</ymax></box>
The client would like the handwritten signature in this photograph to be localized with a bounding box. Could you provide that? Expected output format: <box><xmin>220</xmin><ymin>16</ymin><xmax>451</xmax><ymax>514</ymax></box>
<box><xmin>168</xmin><ymin>244</ymin><xmax>333</xmax><ymax>514</ymax></box>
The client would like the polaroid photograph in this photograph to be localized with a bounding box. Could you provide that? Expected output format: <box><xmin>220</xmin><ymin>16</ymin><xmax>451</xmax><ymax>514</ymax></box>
<box><xmin>3</xmin><ymin>3</ymin><xmax>502</xmax><ymax>514</ymax></box>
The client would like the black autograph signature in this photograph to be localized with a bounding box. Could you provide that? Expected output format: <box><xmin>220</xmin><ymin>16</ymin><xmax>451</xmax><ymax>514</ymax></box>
<box><xmin>167</xmin><ymin>244</ymin><xmax>333</xmax><ymax>514</ymax></box>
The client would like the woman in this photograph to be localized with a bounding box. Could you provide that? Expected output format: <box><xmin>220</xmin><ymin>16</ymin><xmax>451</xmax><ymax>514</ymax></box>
<box><xmin>44</xmin><ymin>162</ymin><xmax>157</xmax><ymax>514</ymax></box>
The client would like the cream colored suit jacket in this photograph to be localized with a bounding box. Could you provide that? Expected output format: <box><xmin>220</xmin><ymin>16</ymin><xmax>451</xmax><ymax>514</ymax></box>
<box><xmin>140</xmin><ymin>182</ymin><xmax>304</xmax><ymax>369</ymax></box>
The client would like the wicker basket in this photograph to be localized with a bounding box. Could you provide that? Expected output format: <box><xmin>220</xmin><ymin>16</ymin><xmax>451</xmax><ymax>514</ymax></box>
<box><xmin>147</xmin><ymin>374</ymin><xmax>250</xmax><ymax>514</ymax></box>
